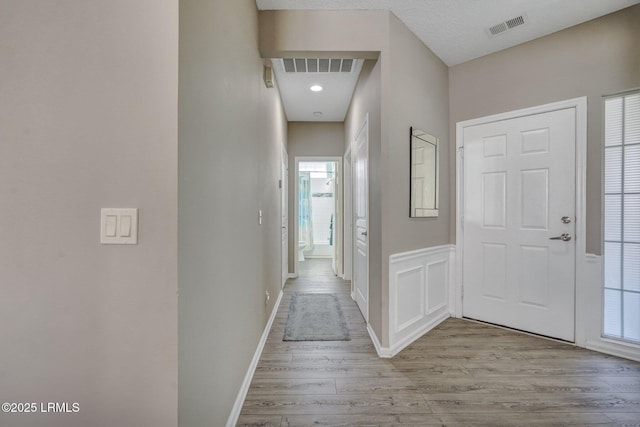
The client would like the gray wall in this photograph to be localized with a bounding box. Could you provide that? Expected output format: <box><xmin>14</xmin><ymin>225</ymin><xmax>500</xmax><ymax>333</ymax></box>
<box><xmin>0</xmin><ymin>1</ymin><xmax>178</xmax><ymax>426</ymax></box>
<box><xmin>382</xmin><ymin>14</ymin><xmax>450</xmax><ymax>344</ymax></box>
<box><xmin>385</xmin><ymin>13</ymin><xmax>450</xmax><ymax>254</ymax></box>
<box><xmin>345</xmin><ymin>16</ymin><xmax>451</xmax><ymax>346</ymax></box>
<box><xmin>259</xmin><ymin>10</ymin><xmax>387</xmax><ymax>59</ymax></box>
<box><xmin>449</xmin><ymin>5</ymin><xmax>640</xmax><ymax>255</ymax></box>
<box><xmin>179</xmin><ymin>0</ymin><xmax>287</xmax><ymax>426</ymax></box>
<box><xmin>287</xmin><ymin>122</ymin><xmax>345</xmax><ymax>272</ymax></box>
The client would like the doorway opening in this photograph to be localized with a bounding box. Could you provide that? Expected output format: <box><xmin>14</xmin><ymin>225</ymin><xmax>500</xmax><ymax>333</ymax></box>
<box><xmin>295</xmin><ymin>158</ymin><xmax>342</xmax><ymax>277</ymax></box>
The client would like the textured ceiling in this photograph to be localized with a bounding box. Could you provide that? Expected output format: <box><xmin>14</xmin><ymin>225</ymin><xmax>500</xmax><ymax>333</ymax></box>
<box><xmin>257</xmin><ymin>0</ymin><xmax>640</xmax><ymax>66</ymax></box>
<box><xmin>258</xmin><ymin>0</ymin><xmax>639</xmax><ymax>122</ymax></box>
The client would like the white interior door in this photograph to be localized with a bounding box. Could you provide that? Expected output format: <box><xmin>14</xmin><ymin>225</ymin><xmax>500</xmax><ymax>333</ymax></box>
<box><xmin>281</xmin><ymin>146</ymin><xmax>288</xmax><ymax>287</ymax></box>
<box><xmin>353</xmin><ymin>118</ymin><xmax>369</xmax><ymax>321</ymax></box>
<box><xmin>462</xmin><ymin>108</ymin><xmax>576</xmax><ymax>341</ymax></box>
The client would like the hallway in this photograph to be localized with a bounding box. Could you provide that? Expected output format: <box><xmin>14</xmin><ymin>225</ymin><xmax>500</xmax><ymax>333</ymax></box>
<box><xmin>237</xmin><ymin>260</ymin><xmax>640</xmax><ymax>426</ymax></box>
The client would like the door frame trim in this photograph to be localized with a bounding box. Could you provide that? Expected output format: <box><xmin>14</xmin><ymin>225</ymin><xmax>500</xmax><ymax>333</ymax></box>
<box><xmin>281</xmin><ymin>144</ymin><xmax>289</xmax><ymax>288</ymax></box>
<box><xmin>293</xmin><ymin>156</ymin><xmax>343</xmax><ymax>277</ymax></box>
<box><xmin>455</xmin><ymin>97</ymin><xmax>587</xmax><ymax>346</ymax></box>
<box><xmin>343</xmin><ymin>145</ymin><xmax>353</xmax><ymax>282</ymax></box>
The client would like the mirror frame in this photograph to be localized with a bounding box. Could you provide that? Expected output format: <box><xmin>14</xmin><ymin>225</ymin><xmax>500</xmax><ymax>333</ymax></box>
<box><xmin>409</xmin><ymin>127</ymin><xmax>439</xmax><ymax>218</ymax></box>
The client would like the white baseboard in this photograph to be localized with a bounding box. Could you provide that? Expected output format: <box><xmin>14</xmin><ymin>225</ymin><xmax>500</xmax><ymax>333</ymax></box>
<box><xmin>389</xmin><ymin>311</ymin><xmax>450</xmax><ymax>356</ymax></box>
<box><xmin>226</xmin><ymin>289</ymin><xmax>283</xmax><ymax>427</ymax></box>
<box><xmin>367</xmin><ymin>313</ymin><xmax>450</xmax><ymax>359</ymax></box>
<box><xmin>367</xmin><ymin>323</ymin><xmax>392</xmax><ymax>358</ymax></box>
<box><xmin>586</xmin><ymin>338</ymin><xmax>640</xmax><ymax>363</ymax></box>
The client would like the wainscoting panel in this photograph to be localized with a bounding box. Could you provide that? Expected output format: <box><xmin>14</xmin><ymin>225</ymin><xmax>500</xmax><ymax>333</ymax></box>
<box><xmin>427</xmin><ymin>259</ymin><xmax>448</xmax><ymax>314</ymax></box>
<box><xmin>396</xmin><ymin>266</ymin><xmax>425</xmax><ymax>332</ymax></box>
<box><xmin>388</xmin><ymin>245</ymin><xmax>454</xmax><ymax>356</ymax></box>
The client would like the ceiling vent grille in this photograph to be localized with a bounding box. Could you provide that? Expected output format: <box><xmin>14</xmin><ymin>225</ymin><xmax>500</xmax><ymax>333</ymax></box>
<box><xmin>282</xmin><ymin>58</ymin><xmax>355</xmax><ymax>73</ymax></box>
<box><xmin>489</xmin><ymin>22</ymin><xmax>508</xmax><ymax>36</ymax></box>
<box><xmin>487</xmin><ymin>14</ymin><xmax>527</xmax><ymax>37</ymax></box>
<box><xmin>506</xmin><ymin>15</ymin><xmax>525</xmax><ymax>29</ymax></box>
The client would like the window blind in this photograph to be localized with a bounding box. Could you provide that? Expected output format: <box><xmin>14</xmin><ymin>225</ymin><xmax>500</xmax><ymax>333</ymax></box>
<box><xmin>603</xmin><ymin>91</ymin><xmax>640</xmax><ymax>342</ymax></box>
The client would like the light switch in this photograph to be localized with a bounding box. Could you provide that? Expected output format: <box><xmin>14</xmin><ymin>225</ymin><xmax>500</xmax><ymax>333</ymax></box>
<box><xmin>105</xmin><ymin>215</ymin><xmax>118</xmax><ymax>237</ymax></box>
<box><xmin>101</xmin><ymin>208</ymin><xmax>138</xmax><ymax>244</ymax></box>
<box><xmin>120</xmin><ymin>215</ymin><xmax>132</xmax><ymax>237</ymax></box>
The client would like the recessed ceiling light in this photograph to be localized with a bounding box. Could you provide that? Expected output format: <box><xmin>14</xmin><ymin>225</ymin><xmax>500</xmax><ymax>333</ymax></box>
<box><xmin>310</xmin><ymin>84</ymin><xmax>323</xmax><ymax>92</ymax></box>
<box><xmin>313</xmin><ymin>111</ymin><xmax>323</xmax><ymax>117</ymax></box>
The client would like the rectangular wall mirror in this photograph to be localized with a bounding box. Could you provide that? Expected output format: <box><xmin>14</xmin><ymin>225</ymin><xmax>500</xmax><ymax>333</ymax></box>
<box><xmin>410</xmin><ymin>127</ymin><xmax>439</xmax><ymax>217</ymax></box>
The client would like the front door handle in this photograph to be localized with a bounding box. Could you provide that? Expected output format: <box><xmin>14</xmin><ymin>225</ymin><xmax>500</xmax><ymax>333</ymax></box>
<box><xmin>549</xmin><ymin>233</ymin><xmax>572</xmax><ymax>241</ymax></box>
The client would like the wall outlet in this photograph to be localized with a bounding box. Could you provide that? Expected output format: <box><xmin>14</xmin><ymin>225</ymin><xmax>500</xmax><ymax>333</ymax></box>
<box><xmin>265</xmin><ymin>291</ymin><xmax>270</xmax><ymax>306</ymax></box>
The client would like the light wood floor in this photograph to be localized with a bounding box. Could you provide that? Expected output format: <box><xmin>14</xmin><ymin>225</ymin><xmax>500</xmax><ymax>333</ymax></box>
<box><xmin>238</xmin><ymin>259</ymin><xmax>640</xmax><ymax>426</ymax></box>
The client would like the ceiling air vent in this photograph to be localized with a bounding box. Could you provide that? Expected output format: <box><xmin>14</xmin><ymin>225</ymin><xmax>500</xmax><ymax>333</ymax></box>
<box><xmin>281</xmin><ymin>58</ymin><xmax>356</xmax><ymax>73</ymax></box>
<box><xmin>487</xmin><ymin>14</ymin><xmax>527</xmax><ymax>37</ymax></box>
<box><xmin>506</xmin><ymin>15</ymin><xmax>525</xmax><ymax>29</ymax></box>
<box><xmin>489</xmin><ymin>22</ymin><xmax>508</xmax><ymax>36</ymax></box>
<box><xmin>283</xmin><ymin>58</ymin><xmax>295</xmax><ymax>72</ymax></box>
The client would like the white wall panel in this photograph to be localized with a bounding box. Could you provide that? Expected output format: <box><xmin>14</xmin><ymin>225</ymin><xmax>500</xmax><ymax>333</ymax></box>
<box><xmin>427</xmin><ymin>260</ymin><xmax>448</xmax><ymax>313</ymax></box>
<box><xmin>396</xmin><ymin>266</ymin><xmax>425</xmax><ymax>331</ymax></box>
<box><xmin>388</xmin><ymin>245</ymin><xmax>453</xmax><ymax>357</ymax></box>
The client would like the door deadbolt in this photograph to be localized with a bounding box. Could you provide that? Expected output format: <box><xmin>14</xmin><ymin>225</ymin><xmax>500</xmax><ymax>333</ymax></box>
<box><xmin>561</xmin><ymin>216</ymin><xmax>572</xmax><ymax>224</ymax></box>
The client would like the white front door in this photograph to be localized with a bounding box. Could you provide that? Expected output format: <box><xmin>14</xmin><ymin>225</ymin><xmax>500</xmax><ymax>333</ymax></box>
<box><xmin>353</xmin><ymin>118</ymin><xmax>369</xmax><ymax>321</ymax></box>
<box><xmin>462</xmin><ymin>107</ymin><xmax>576</xmax><ymax>341</ymax></box>
<box><xmin>281</xmin><ymin>146</ymin><xmax>289</xmax><ymax>287</ymax></box>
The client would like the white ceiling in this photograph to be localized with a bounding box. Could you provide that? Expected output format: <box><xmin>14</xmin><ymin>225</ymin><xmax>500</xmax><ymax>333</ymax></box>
<box><xmin>271</xmin><ymin>58</ymin><xmax>364</xmax><ymax>122</ymax></box>
<box><xmin>258</xmin><ymin>0</ymin><xmax>640</xmax><ymax>121</ymax></box>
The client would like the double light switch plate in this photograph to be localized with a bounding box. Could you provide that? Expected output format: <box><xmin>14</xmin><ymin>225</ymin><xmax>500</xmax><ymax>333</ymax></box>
<box><xmin>100</xmin><ymin>208</ymin><xmax>138</xmax><ymax>244</ymax></box>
